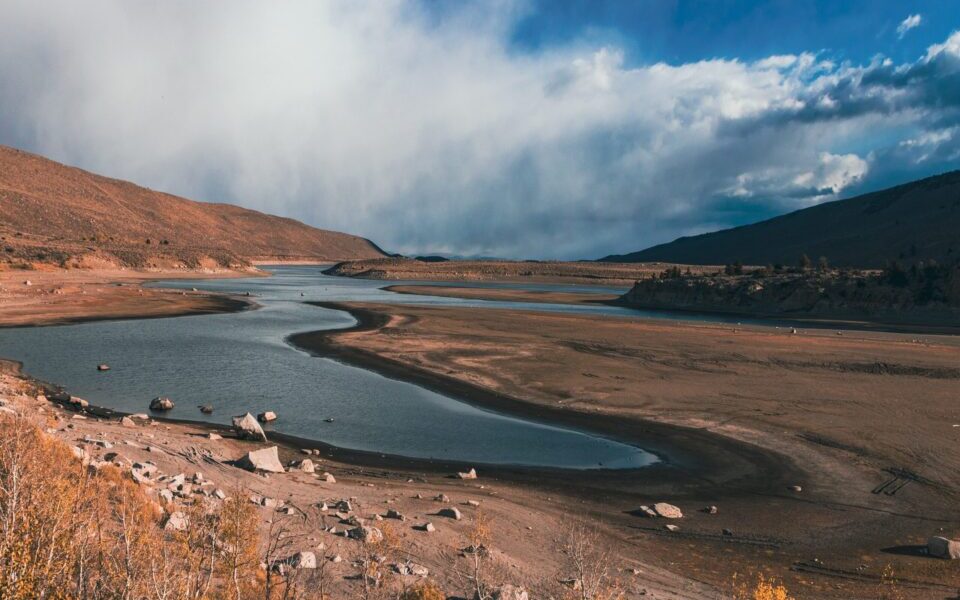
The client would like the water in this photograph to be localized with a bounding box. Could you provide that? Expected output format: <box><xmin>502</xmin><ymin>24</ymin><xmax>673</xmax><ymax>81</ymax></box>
<box><xmin>0</xmin><ymin>266</ymin><xmax>659</xmax><ymax>469</ymax></box>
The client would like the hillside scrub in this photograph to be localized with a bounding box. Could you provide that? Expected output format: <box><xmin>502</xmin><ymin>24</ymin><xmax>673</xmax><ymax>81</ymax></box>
<box><xmin>620</xmin><ymin>262</ymin><xmax>960</xmax><ymax>324</ymax></box>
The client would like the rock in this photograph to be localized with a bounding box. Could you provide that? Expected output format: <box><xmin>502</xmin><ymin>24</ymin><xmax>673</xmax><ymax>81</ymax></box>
<box><xmin>493</xmin><ymin>585</ymin><xmax>529</xmax><ymax>600</ymax></box>
<box><xmin>237</xmin><ymin>446</ymin><xmax>285</xmax><ymax>473</ymax></box>
<box><xmin>149</xmin><ymin>396</ymin><xmax>174</xmax><ymax>411</ymax></box>
<box><xmin>257</xmin><ymin>411</ymin><xmax>277</xmax><ymax>423</ymax></box>
<box><xmin>120</xmin><ymin>416</ymin><xmax>136</xmax><ymax>427</ymax></box>
<box><xmin>652</xmin><ymin>503</ymin><xmax>683</xmax><ymax>519</ymax></box>
<box><xmin>438</xmin><ymin>507</ymin><xmax>462</xmax><ymax>520</ymax></box>
<box><xmin>457</xmin><ymin>468</ymin><xmax>477</xmax><ymax>480</ymax></box>
<box><xmin>664</xmin><ymin>524</ymin><xmax>679</xmax><ymax>532</ymax></box>
<box><xmin>199</xmin><ymin>405</ymin><xmax>213</xmax><ymax>414</ymax></box>
<box><xmin>232</xmin><ymin>413</ymin><xmax>267</xmax><ymax>442</ymax></box>
<box><xmin>466</xmin><ymin>500</ymin><xmax>480</xmax><ymax>507</ymax></box>
<box><xmin>789</xmin><ymin>485</ymin><xmax>803</xmax><ymax>492</ymax></box>
<box><xmin>70</xmin><ymin>396</ymin><xmax>89</xmax><ymax>409</ymax></box>
<box><xmin>330</xmin><ymin>555</ymin><xmax>343</xmax><ymax>563</ymax></box>
<box><xmin>705</xmin><ymin>505</ymin><xmax>718</xmax><ymax>515</ymax></box>
<box><xmin>722</xmin><ymin>528</ymin><xmax>734</xmax><ymax>536</ymax></box>
<box><xmin>70</xmin><ymin>446</ymin><xmax>87</xmax><ymax>461</ymax></box>
<box><xmin>297</xmin><ymin>459</ymin><xmax>315</xmax><ymax>473</ymax></box>
<box><xmin>286</xmin><ymin>551</ymin><xmax>317</xmax><ymax>569</ymax></box>
<box><xmin>164</xmin><ymin>512</ymin><xmax>188</xmax><ymax>531</ymax></box>
<box><xmin>130</xmin><ymin>413</ymin><xmax>150</xmax><ymax>420</ymax></box>
<box><xmin>97</xmin><ymin>364</ymin><xmax>110</xmax><ymax>371</ymax></box>
<box><xmin>83</xmin><ymin>436</ymin><xmax>113</xmax><ymax>449</ymax></box>
<box><xmin>928</xmin><ymin>536</ymin><xmax>960</xmax><ymax>559</ymax></box>
<box><xmin>418</xmin><ymin>522</ymin><xmax>435</xmax><ymax>533</ymax></box>
<box><xmin>158</xmin><ymin>489</ymin><xmax>174</xmax><ymax>504</ymax></box>
<box><xmin>208</xmin><ymin>433</ymin><xmax>222</xmax><ymax>440</ymax></box>
<box><xmin>434</xmin><ymin>493</ymin><xmax>450</xmax><ymax>503</ymax></box>
<box><xmin>348</xmin><ymin>526</ymin><xmax>384</xmax><ymax>544</ymax></box>
<box><xmin>336</xmin><ymin>500</ymin><xmax>352</xmax><ymax>512</ymax></box>
<box><xmin>386</xmin><ymin>509</ymin><xmax>405</xmax><ymax>521</ymax></box>
<box><xmin>321</xmin><ymin>472</ymin><xmax>336</xmax><ymax>483</ymax></box>
<box><xmin>214</xmin><ymin>489</ymin><xmax>227</xmax><ymax>500</ymax></box>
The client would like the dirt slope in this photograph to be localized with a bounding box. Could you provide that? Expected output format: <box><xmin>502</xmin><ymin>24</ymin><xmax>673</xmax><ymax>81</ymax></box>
<box><xmin>602</xmin><ymin>171</ymin><xmax>960</xmax><ymax>268</ymax></box>
<box><xmin>0</xmin><ymin>145</ymin><xmax>384</xmax><ymax>268</ymax></box>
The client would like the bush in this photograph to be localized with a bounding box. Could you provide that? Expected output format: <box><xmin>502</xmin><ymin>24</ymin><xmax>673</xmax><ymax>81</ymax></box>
<box><xmin>401</xmin><ymin>580</ymin><xmax>447</xmax><ymax>600</ymax></box>
<box><xmin>0</xmin><ymin>415</ymin><xmax>261</xmax><ymax>599</ymax></box>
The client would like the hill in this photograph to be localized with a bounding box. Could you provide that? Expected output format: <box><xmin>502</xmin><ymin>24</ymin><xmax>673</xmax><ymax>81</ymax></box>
<box><xmin>601</xmin><ymin>171</ymin><xmax>960</xmax><ymax>268</ymax></box>
<box><xmin>0</xmin><ymin>145</ymin><xmax>384</xmax><ymax>269</ymax></box>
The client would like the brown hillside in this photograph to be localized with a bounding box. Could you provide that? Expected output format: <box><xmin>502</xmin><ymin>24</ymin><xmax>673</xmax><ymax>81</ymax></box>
<box><xmin>0</xmin><ymin>145</ymin><xmax>384</xmax><ymax>269</ymax></box>
<box><xmin>601</xmin><ymin>171</ymin><xmax>960</xmax><ymax>268</ymax></box>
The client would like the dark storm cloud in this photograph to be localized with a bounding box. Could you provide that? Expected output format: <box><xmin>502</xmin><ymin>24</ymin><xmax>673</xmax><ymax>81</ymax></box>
<box><xmin>0</xmin><ymin>2</ymin><xmax>957</xmax><ymax>258</ymax></box>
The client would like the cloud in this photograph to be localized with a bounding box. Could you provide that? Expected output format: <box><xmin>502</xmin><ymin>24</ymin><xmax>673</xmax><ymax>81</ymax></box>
<box><xmin>0</xmin><ymin>2</ymin><xmax>956</xmax><ymax>259</ymax></box>
<box><xmin>897</xmin><ymin>14</ymin><xmax>922</xmax><ymax>39</ymax></box>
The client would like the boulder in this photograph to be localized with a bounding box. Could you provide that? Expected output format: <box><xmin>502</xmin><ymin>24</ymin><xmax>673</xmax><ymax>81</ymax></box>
<box><xmin>257</xmin><ymin>411</ymin><xmax>277</xmax><ymax>423</ymax></box>
<box><xmin>164</xmin><ymin>512</ymin><xmax>187</xmax><ymax>531</ymax></box>
<box><xmin>457</xmin><ymin>468</ymin><xmax>478</xmax><ymax>480</ymax></box>
<box><xmin>438</xmin><ymin>507</ymin><xmax>462</xmax><ymax>520</ymax></box>
<box><xmin>237</xmin><ymin>446</ymin><xmax>285</xmax><ymax>473</ymax></box>
<box><xmin>149</xmin><ymin>396</ymin><xmax>175</xmax><ymax>411</ymax></box>
<box><xmin>928</xmin><ymin>536</ymin><xmax>960</xmax><ymax>559</ymax></box>
<box><xmin>297</xmin><ymin>459</ymin><xmax>315</xmax><ymax>474</ymax></box>
<box><xmin>208</xmin><ymin>433</ymin><xmax>222</xmax><ymax>441</ymax></box>
<box><xmin>386</xmin><ymin>509</ymin><xmax>405</xmax><ymax>521</ymax></box>
<box><xmin>348</xmin><ymin>526</ymin><xmax>384</xmax><ymax>544</ymax></box>
<box><xmin>120</xmin><ymin>416</ymin><xmax>136</xmax><ymax>427</ymax></box>
<box><xmin>232</xmin><ymin>413</ymin><xmax>267</xmax><ymax>442</ymax></box>
<box><xmin>652</xmin><ymin>503</ymin><xmax>683</xmax><ymax>519</ymax></box>
<box><xmin>70</xmin><ymin>396</ymin><xmax>89</xmax><ymax>409</ymax></box>
<box><xmin>97</xmin><ymin>364</ymin><xmax>110</xmax><ymax>371</ymax></box>
<box><xmin>493</xmin><ymin>585</ymin><xmax>529</xmax><ymax>600</ymax></box>
<box><xmin>321</xmin><ymin>472</ymin><xmax>336</xmax><ymax>483</ymax></box>
<box><xmin>286</xmin><ymin>551</ymin><xmax>317</xmax><ymax>569</ymax></box>
<box><xmin>199</xmin><ymin>405</ymin><xmax>213</xmax><ymax>414</ymax></box>
<box><xmin>418</xmin><ymin>522</ymin><xmax>435</xmax><ymax>533</ymax></box>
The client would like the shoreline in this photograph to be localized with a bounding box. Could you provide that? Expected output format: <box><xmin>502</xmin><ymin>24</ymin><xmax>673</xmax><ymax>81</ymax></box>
<box><xmin>383</xmin><ymin>283</ymin><xmax>960</xmax><ymax>335</ymax></box>
<box><xmin>287</xmin><ymin>301</ymin><xmax>806</xmax><ymax>497</ymax></box>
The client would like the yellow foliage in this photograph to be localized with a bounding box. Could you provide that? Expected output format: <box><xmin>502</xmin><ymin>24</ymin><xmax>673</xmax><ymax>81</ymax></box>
<box><xmin>401</xmin><ymin>580</ymin><xmax>447</xmax><ymax>600</ymax></box>
<box><xmin>732</xmin><ymin>573</ymin><xmax>795</xmax><ymax>600</ymax></box>
<box><xmin>0</xmin><ymin>415</ymin><xmax>262</xmax><ymax>599</ymax></box>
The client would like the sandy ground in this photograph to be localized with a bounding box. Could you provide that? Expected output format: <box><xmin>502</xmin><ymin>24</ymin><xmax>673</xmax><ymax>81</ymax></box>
<box><xmin>0</xmin><ymin>361</ymin><xmax>719</xmax><ymax>600</ymax></box>
<box><xmin>384</xmin><ymin>285</ymin><xmax>621</xmax><ymax>306</ymax></box>
<box><xmin>325</xmin><ymin>258</ymin><xmax>720</xmax><ymax>286</ymax></box>
<box><xmin>0</xmin><ymin>268</ymin><xmax>255</xmax><ymax>327</ymax></box>
<box><xmin>290</xmin><ymin>301</ymin><xmax>960</xmax><ymax>599</ymax></box>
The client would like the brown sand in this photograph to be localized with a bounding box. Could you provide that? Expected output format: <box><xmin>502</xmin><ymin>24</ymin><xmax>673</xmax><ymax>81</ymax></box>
<box><xmin>0</xmin><ymin>268</ymin><xmax>254</xmax><ymax>327</ymax></box>
<box><xmin>384</xmin><ymin>284</ymin><xmax>621</xmax><ymax>305</ymax></box>
<box><xmin>325</xmin><ymin>258</ymin><xmax>719</xmax><ymax>286</ymax></box>
<box><xmin>289</xmin><ymin>301</ymin><xmax>960</xmax><ymax>598</ymax></box>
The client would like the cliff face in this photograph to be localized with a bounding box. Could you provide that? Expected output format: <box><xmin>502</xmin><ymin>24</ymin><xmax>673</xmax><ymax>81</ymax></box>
<box><xmin>619</xmin><ymin>270</ymin><xmax>960</xmax><ymax>326</ymax></box>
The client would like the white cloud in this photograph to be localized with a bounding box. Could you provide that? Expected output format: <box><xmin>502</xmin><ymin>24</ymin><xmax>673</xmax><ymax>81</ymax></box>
<box><xmin>897</xmin><ymin>14</ymin><xmax>921</xmax><ymax>39</ymax></box>
<box><xmin>0</xmin><ymin>1</ymin><xmax>955</xmax><ymax>258</ymax></box>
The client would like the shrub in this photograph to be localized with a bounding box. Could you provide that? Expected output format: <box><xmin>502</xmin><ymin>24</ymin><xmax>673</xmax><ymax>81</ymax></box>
<box><xmin>401</xmin><ymin>580</ymin><xmax>447</xmax><ymax>600</ymax></box>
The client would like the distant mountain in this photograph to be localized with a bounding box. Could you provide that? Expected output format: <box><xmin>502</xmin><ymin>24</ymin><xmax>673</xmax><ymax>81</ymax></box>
<box><xmin>0</xmin><ymin>145</ymin><xmax>384</xmax><ymax>269</ymax></box>
<box><xmin>601</xmin><ymin>172</ymin><xmax>960</xmax><ymax>268</ymax></box>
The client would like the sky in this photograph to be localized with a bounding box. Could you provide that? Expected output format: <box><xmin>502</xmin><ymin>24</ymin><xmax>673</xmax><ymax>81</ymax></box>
<box><xmin>0</xmin><ymin>1</ymin><xmax>958</xmax><ymax>259</ymax></box>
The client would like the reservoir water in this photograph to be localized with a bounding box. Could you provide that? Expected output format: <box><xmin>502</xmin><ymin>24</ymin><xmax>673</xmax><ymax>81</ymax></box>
<box><xmin>0</xmin><ymin>265</ymin><xmax>660</xmax><ymax>469</ymax></box>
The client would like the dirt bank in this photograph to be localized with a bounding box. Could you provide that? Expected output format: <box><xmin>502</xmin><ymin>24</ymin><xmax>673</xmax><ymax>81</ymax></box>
<box><xmin>325</xmin><ymin>258</ymin><xmax>720</xmax><ymax>286</ymax></box>
<box><xmin>0</xmin><ymin>268</ymin><xmax>256</xmax><ymax>327</ymax></box>
<box><xmin>383</xmin><ymin>284</ymin><xmax>621</xmax><ymax>305</ymax></box>
<box><xmin>288</xmin><ymin>300</ymin><xmax>960</xmax><ymax>598</ymax></box>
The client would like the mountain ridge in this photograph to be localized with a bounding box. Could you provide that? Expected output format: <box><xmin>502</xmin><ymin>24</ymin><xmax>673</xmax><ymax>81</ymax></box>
<box><xmin>0</xmin><ymin>145</ymin><xmax>384</xmax><ymax>269</ymax></box>
<box><xmin>601</xmin><ymin>171</ymin><xmax>960</xmax><ymax>268</ymax></box>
